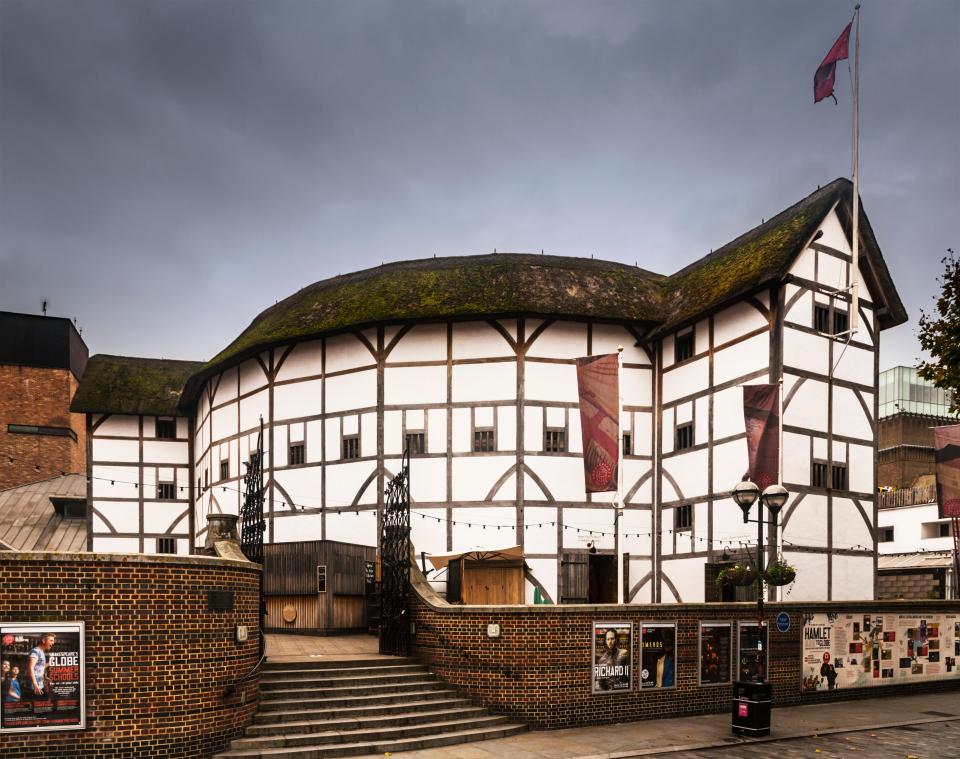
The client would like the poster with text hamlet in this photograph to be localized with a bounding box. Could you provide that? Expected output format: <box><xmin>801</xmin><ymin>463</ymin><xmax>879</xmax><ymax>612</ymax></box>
<box><xmin>1</xmin><ymin>622</ymin><xmax>85</xmax><ymax>732</ymax></box>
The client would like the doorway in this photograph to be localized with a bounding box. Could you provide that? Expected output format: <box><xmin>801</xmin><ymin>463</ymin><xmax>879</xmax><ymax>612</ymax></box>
<box><xmin>588</xmin><ymin>553</ymin><xmax>617</xmax><ymax>604</ymax></box>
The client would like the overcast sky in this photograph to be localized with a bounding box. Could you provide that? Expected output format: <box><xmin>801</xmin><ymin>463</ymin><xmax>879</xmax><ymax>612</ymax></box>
<box><xmin>1</xmin><ymin>0</ymin><xmax>956</xmax><ymax>369</ymax></box>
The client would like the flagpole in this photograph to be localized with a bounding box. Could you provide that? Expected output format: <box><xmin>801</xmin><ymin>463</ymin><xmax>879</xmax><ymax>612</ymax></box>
<box><xmin>850</xmin><ymin>4</ymin><xmax>861</xmax><ymax>336</ymax></box>
<box><xmin>616</xmin><ymin>345</ymin><xmax>624</xmax><ymax>605</ymax></box>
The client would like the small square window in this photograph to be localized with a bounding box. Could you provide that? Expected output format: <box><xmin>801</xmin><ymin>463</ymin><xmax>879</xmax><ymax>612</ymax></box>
<box><xmin>833</xmin><ymin>309</ymin><xmax>849</xmax><ymax>335</ymax></box>
<box><xmin>156</xmin><ymin>418</ymin><xmax>177</xmax><ymax>439</ymax></box>
<box><xmin>675</xmin><ymin>331</ymin><xmax>694</xmax><ymax>363</ymax></box>
<box><xmin>317</xmin><ymin>565</ymin><xmax>327</xmax><ymax>593</ymax></box>
<box><xmin>473</xmin><ymin>429</ymin><xmax>495</xmax><ymax>452</ymax></box>
<box><xmin>675</xmin><ymin>504</ymin><xmax>692</xmax><ymax>531</ymax></box>
<box><xmin>157</xmin><ymin>537</ymin><xmax>177</xmax><ymax>554</ymax></box>
<box><xmin>544</xmin><ymin>428</ymin><xmax>566</xmax><ymax>453</ymax></box>
<box><xmin>938</xmin><ymin>522</ymin><xmax>951</xmax><ymax>538</ymax></box>
<box><xmin>342</xmin><ymin>435</ymin><xmax>360</xmax><ymax>460</ymax></box>
<box><xmin>675</xmin><ymin>423</ymin><xmax>694</xmax><ymax>451</ymax></box>
<box><xmin>811</xmin><ymin>461</ymin><xmax>828</xmax><ymax>488</ymax></box>
<box><xmin>289</xmin><ymin>442</ymin><xmax>305</xmax><ymax>466</ymax></box>
<box><xmin>879</xmin><ymin>527</ymin><xmax>894</xmax><ymax>543</ymax></box>
<box><xmin>831</xmin><ymin>463</ymin><xmax>848</xmax><ymax>490</ymax></box>
<box><xmin>157</xmin><ymin>482</ymin><xmax>176</xmax><ymax>500</ymax></box>
<box><xmin>622</xmin><ymin>432</ymin><xmax>632</xmax><ymax>456</ymax></box>
<box><xmin>203</xmin><ymin>468</ymin><xmax>209</xmax><ymax>491</ymax></box>
<box><xmin>220</xmin><ymin>460</ymin><xmax>230</xmax><ymax>480</ymax></box>
<box><xmin>814</xmin><ymin>304</ymin><xmax>831</xmax><ymax>333</ymax></box>
<box><xmin>405</xmin><ymin>432</ymin><xmax>425</xmax><ymax>455</ymax></box>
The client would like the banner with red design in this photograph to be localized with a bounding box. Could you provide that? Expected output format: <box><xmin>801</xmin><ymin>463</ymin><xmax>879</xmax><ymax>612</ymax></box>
<box><xmin>576</xmin><ymin>354</ymin><xmax>619</xmax><ymax>493</ymax></box>
<box><xmin>743</xmin><ymin>384</ymin><xmax>780</xmax><ymax>491</ymax></box>
<box><xmin>934</xmin><ymin>424</ymin><xmax>960</xmax><ymax>518</ymax></box>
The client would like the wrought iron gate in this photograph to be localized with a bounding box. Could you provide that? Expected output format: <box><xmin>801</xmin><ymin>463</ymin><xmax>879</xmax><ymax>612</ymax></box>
<box><xmin>240</xmin><ymin>417</ymin><xmax>266</xmax><ymax>659</ymax></box>
<box><xmin>379</xmin><ymin>449</ymin><xmax>411</xmax><ymax>656</ymax></box>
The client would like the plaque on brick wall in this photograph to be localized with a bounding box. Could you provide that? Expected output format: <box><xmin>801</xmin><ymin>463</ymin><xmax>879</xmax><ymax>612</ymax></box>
<box><xmin>592</xmin><ymin>621</ymin><xmax>632</xmax><ymax>694</ymax></box>
<box><xmin>0</xmin><ymin>622</ymin><xmax>86</xmax><ymax>733</ymax></box>
<box><xmin>208</xmin><ymin>590</ymin><xmax>234</xmax><ymax>611</ymax></box>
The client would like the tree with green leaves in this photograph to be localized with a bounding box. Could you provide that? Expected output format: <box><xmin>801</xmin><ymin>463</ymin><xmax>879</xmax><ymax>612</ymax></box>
<box><xmin>918</xmin><ymin>248</ymin><xmax>959</xmax><ymax>414</ymax></box>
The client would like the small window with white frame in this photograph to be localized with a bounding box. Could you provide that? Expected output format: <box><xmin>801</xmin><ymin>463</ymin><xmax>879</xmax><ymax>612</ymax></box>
<box><xmin>342</xmin><ymin>435</ymin><xmax>360</xmax><ymax>460</ymax></box>
<box><xmin>473</xmin><ymin>428</ymin><xmax>495</xmax><ymax>452</ymax></box>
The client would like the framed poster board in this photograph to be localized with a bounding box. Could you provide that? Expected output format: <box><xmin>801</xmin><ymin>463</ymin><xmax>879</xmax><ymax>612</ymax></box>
<box><xmin>738</xmin><ymin>622</ymin><xmax>767</xmax><ymax>682</ymax></box>
<box><xmin>699</xmin><ymin>622</ymin><xmax>732</xmax><ymax>685</ymax></box>
<box><xmin>1</xmin><ymin>622</ymin><xmax>85</xmax><ymax>733</ymax></box>
<box><xmin>592</xmin><ymin>621</ymin><xmax>632</xmax><ymax>693</ymax></box>
<box><xmin>640</xmin><ymin>623</ymin><xmax>676</xmax><ymax>689</ymax></box>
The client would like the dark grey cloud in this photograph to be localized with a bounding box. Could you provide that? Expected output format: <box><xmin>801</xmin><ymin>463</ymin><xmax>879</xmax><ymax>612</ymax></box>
<box><xmin>1</xmin><ymin>0</ymin><xmax>956</xmax><ymax>367</ymax></box>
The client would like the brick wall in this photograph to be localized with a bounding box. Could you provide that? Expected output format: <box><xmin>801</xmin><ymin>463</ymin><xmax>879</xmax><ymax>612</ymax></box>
<box><xmin>410</xmin><ymin>578</ymin><xmax>960</xmax><ymax>728</ymax></box>
<box><xmin>0</xmin><ymin>552</ymin><xmax>260</xmax><ymax>757</ymax></box>
<box><xmin>0</xmin><ymin>365</ymin><xmax>86</xmax><ymax>489</ymax></box>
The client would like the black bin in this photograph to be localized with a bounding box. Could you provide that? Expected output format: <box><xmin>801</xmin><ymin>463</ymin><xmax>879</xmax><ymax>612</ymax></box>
<box><xmin>731</xmin><ymin>680</ymin><xmax>771</xmax><ymax>736</ymax></box>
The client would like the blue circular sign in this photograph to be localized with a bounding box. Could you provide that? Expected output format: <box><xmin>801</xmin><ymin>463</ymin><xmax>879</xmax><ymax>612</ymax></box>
<box><xmin>776</xmin><ymin>611</ymin><xmax>790</xmax><ymax>632</ymax></box>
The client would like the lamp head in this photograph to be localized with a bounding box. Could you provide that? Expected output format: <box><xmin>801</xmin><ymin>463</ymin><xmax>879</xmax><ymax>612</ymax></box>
<box><xmin>732</xmin><ymin>480</ymin><xmax>759</xmax><ymax>523</ymax></box>
<box><xmin>761</xmin><ymin>484</ymin><xmax>789</xmax><ymax>516</ymax></box>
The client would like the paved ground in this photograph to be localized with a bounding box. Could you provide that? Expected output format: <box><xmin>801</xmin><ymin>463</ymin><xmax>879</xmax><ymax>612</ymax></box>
<box><xmin>263</xmin><ymin>634</ymin><xmax>960</xmax><ymax>758</ymax></box>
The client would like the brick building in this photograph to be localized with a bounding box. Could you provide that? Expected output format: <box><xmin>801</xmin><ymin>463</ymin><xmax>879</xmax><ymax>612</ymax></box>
<box><xmin>0</xmin><ymin>311</ymin><xmax>89</xmax><ymax>490</ymax></box>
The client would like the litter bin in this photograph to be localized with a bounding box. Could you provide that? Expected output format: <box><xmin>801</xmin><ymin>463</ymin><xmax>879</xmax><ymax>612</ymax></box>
<box><xmin>731</xmin><ymin>680</ymin><xmax>771</xmax><ymax>736</ymax></box>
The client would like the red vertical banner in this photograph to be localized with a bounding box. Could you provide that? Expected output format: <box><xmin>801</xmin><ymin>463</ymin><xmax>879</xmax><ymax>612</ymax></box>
<box><xmin>743</xmin><ymin>384</ymin><xmax>780</xmax><ymax>491</ymax></box>
<box><xmin>576</xmin><ymin>354</ymin><xmax>619</xmax><ymax>493</ymax></box>
<box><xmin>933</xmin><ymin>424</ymin><xmax>960</xmax><ymax>518</ymax></box>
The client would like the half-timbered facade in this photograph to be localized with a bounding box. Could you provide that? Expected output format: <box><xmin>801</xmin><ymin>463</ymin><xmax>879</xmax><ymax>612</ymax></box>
<box><xmin>72</xmin><ymin>178</ymin><xmax>906</xmax><ymax>603</ymax></box>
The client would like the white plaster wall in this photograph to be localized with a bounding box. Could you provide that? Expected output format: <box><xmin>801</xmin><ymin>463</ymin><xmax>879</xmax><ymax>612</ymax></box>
<box><xmin>239</xmin><ymin>358</ymin><xmax>268</xmax><ymax>396</ymax></box>
<box><xmin>272</xmin><ymin>512</ymin><xmax>324</xmax><ymax>542</ymax></box>
<box><xmin>326</xmin><ymin>333</ymin><xmax>376</xmax><ymax>373</ymax></box>
<box><xmin>410</xmin><ymin>508</ymin><xmax>447</xmax><ymax>555</ymax></box>
<box><xmin>452</xmin><ymin>362</ymin><xmax>516</xmax><ymax>402</ymax></box>
<box><xmin>782</xmin><ymin>494</ymin><xmax>828</xmax><ymax>546</ymax></box>
<box><xmin>525</xmin><ymin>321</ymin><xmax>587</xmax><ymax>358</ymax></box>
<box><xmin>143</xmin><ymin>440</ymin><xmax>189</xmax><ymax>465</ymax></box>
<box><xmin>274</xmin><ymin>379</ymin><xmax>322</xmax><ymax>421</ymax></box>
<box><xmin>663</xmin><ymin>448</ymin><xmax>708</xmax><ymax>501</ymax></box>
<box><xmin>325</xmin><ymin>510</ymin><xmax>377</xmax><ymax>546</ymax></box>
<box><xmin>785</xmin><ymin>376</ymin><xmax>828</xmax><ymax>433</ymax></box>
<box><xmin>847</xmin><ymin>443</ymin><xmax>874</xmax><ymax>493</ymax></box>
<box><xmin>95</xmin><ymin>415</ymin><xmax>140</xmax><ymax>437</ymax></box>
<box><xmin>661</xmin><ymin>557</ymin><xmax>704</xmax><ymax>602</ymax></box>
<box><xmin>714</xmin><ymin>301</ymin><xmax>768</xmax><ymax>346</ymax></box>
<box><xmin>388</xmin><ymin>323</ymin><xmax>448</xmax><ymax>363</ymax></box>
<box><xmin>790</xmin><ymin>247</ymin><xmax>816</xmax><ymax>280</ymax></box>
<box><xmin>274</xmin><ymin>341</ymin><xmax>323</xmax><ymax>382</ymax></box>
<box><xmin>523</xmin><ymin>507</ymin><xmax>559</xmax><ymax>553</ymax></box>
<box><xmin>832</xmin><ymin>555</ymin><xmax>875</xmax><ymax>600</ymax></box>
<box><xmin>833</xmin><ymin>497</ymin><xmax>874</xmax><ymax>549</ymax></box>
<box><xmin>782</xmin><ymin>550</ymin><xmax>828</xmax><ymax>601</ymax></box>
<box><xmin>93</xmin><ymin>501</ymin><xmax>138</xmax><ymax>533</ymax></box>
<box><xmin>783</xmin><ymin>329</ymin><xmax>829</xmax><ymax>376</ymax></box>
<box><xmin>384</xmin><ymin>365</ymin><xmax>446</xmax><ymax>405</ymax></box>
<box><xmin>450</xmin><ymin>507</ymin><xmax>516</xmax><ymax>551</ymax></box>
<box><xmin>525</xmin><ymin>362</ymin><xmax>577</xmax><ymax>402</ymax></box>
<box><xmin>593</xmin><ymin>324</ymin><xmax>648</xmax><ymax>363</ymax></box>
<box><xmin>408</xmin><ymin>457</ymin><xmax>447</xmax><ymax>503</ymax></box>
<box><xmin>451</xmin><ymin>457</ymin><xmax>514</xmax><ymax>502</ymax></box>
<box><xmin>92</xmin><ymin>537</ymin><xmax>140</xmax><ymax>553</ymax></box>
<box><xmin>92</xmin><ymin>438</ymin><xmax>139</xmax><ymax>463</ymax></box>
<box><xmin>833</xmin><ymin>344</ymin><xmax>874</xmax><ymax>386</ymax></box>
<box><xmin>239</xmin><ymin>389</ymin><xmax>269</xmax><ymax>432</ymax></box>
<box><xmin>662</xmin><ymin>358</ymin><xmax>709</xmax><ymax>405</ymax></box>
<box><xmin>525</xmin><ymin>456</ymin><xmax>585</xmax><ymax>502</ymax></box>
<box><xmin>878</xmin><ymin>502</ymin><xmax>953</xmax><ymax>554</ymax></box>
<box><xmin>326</xmin><ymin>371</ymin><xmax>376</xmax><ymax>414</ymax></box>
<box><xmin>524</xmin><ymin>558</ymin><xmax>557</xmax><ymax>603</ymax></box>
<box><xmin>713</xmin><ymin>386</ymin><xmax>744</xmax><ymax>440</ymax></box>
<box><xmin>452</xmin><ymin>321</ymin><xmax>514</xmax><ymax>359</ymax></box>
<box><xmin>782</xmin><ymin>431</ymin><xmax>811</xmax><ymax>487</ymax></box>
<box><xmin>713</xmin><ymin>333</ymin><xmax>768</xmax><ymax>386</ymax></box>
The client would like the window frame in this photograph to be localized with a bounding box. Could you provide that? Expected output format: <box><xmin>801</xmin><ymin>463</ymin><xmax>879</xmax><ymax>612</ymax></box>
<box><xmin>473</xmin><ymin>428</ymin><xmax>495</xmax><ymax>453</ymax></box>
<box><xmin>674</xmin><ymin>503</ymin><xmax>693</xmax><ymax>531</ymax></box>
<box><xmin>317</xmin><ymin>565</ymin><xmax>327</xmax><ymax>593</ymax></box>
<box><xmin>622</xmin><ymin>431</ymin><xmax>632</xmax><ymax>457</ymax></box>
<box><xmin>155</xmin><ymin>418</ymin><xmax>177</xmax><ymax>440</ymax></box>
<box><xmin>156</xmin><ymin>537</ymin><xmax>177</xmax><ymax>554</ymax></box>
<box><xmin>544</xmin><ymin>427</ymin><xmax>567</xmax><ymax>453</ymax></box>
<box><xmin>404</xmin><ymin>431</ymin><xmax>425</xmax><ymax>456</ymax></box>
<box><xmin>157</xmin><ymin>482</ymin><xmax>176</xmax><ymax>501</ymax></box>
<box><xmin>219</xmin><ymin>459</ymin><xmax>230</xmax><ymax>481</ymax></box>
<box><xmin>675</xmin><ymin>422</ymin><xmax>694</xmax><ymax>451</ymax></box>
<box><xmin>342</xmin><ymin>435</ymin><xmax>360</xmax><ymax>460</ymax></box>
<box><xmin>288</xmin><ymin>442</ymin><xmax>305</xmax><ymax>466</ymax></box>
<box><xmin>675</xmin><ymin>331</ymin><xmax>695</xmax><ymax>363</ymax></box>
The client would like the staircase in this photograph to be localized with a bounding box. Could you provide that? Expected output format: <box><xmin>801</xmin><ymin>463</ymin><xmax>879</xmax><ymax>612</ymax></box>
<box><xmin>215</xmin><ymin>657</ymin><xmax>526</xmax><ymax>758</ymax></box>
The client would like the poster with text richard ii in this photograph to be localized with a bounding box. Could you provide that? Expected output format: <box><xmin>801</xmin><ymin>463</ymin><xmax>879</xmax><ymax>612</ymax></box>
<box><xmin>1</xmin><ymin>622</ymin><xmax>85</xmax><ymax>732</ymax></box>
<box><xmin>801</xmin><ymin>612</ymin><xmax>960</xmax><ymax>692</ymax></box>
<box><xmin>592</xmin><ymin>621</ymin><xmax>632</xmax><ymax>693</ymax></box>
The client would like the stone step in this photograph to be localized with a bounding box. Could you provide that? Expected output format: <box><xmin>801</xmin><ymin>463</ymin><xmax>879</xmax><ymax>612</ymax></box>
<box><xmin>261</xmin><ymin>663</ymin><xmax>427</xmax><ymax>681</ymax></box>
<box><xmin>260</xmin><ymin>670</ymin><xmax>430</xmax><ymax>691</ymax></box>
<box><xmin>261</xmin><ymin>658</ymin><xmax>417</xmax><ymax>672</ymax></box>
<box><xmin>231</xmin><ymin>713</ymin><xmax>509</xmax><ymax>750</ymax></box>
<box><xmin>246</xmin><ymin>699</ymin><xmax>477</xmax><ymax>736</ymax></box>
<box><xmin>254</xmin><ymin>689</ymin><xmax>460</xmax><ymax>722</ymax></box>
<box><xmin>216</xmin><ymin>722</ymin><xmax>527</xmax><ymax>758</ymax></box>
<box><xmin>259</xmin><ymin>680</ymin><xmax>448</xmax><ymax>706</ymax></box>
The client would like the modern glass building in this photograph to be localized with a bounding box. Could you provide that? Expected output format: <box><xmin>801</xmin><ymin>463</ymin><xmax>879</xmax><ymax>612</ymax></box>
<box><xmin>879</xmin><ymin>366</ymin><xmax>955</xmax><ymax>419</ymax></box>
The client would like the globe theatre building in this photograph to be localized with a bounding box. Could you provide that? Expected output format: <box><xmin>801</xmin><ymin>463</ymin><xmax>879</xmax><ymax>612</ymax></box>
<box><xmin>72</xmin><ymin>178</ymin><xmax>906</xmax><ymax>604</ymax></box>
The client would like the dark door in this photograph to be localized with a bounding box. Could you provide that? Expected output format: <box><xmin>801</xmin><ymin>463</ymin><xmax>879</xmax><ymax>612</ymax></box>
<box><xmin>588</xmin><ymin>554</ymin><xmax>616</xmax><ymax>604</ymax></box>
<box><xmin>560</xmin><ymin>551</ymin><xmax>588</xmax><ymax>603</ymax></box>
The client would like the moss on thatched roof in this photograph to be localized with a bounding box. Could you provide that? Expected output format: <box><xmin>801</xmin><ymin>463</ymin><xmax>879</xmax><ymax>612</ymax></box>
<box><xmin>71</xmin><ymin>355</ymin><xmax>204</xmax><ymax>416</ymax></box>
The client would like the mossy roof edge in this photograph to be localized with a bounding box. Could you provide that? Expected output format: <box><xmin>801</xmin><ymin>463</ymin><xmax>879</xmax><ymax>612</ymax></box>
<box><xmin>72</xmin><ymin>355</ymin><xmax>205</xmax><ymax>416</ymax></box>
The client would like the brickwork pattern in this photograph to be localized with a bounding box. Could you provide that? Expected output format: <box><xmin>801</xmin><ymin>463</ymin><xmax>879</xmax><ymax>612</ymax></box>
<box><xmin>877</xmin><ymin>570</ymin><xmax>946</xmax><ymax>600</ymax></box>
<box><xmin>411</xmin><ymin>596</ymin><xmax>960</xmax><ymax>729</ymax></box>
<box><xmin>0</xmin><ymin>553</ymin><xmax>260</xmax><ymax>758</ymax></box>
<box><xmin>0</xmin><ymin>366</ymin><xmax>86</xmax><ymax>489</ymax></box>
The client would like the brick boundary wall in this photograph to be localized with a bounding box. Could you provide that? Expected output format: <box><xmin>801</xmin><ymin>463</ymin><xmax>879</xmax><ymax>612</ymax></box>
<box><xmin>409</xmin><ymin>570</ymin><xmax>960</xmax><ymax>729</ymax></box>
<box><xmin>0</xmin><ymin>552</ymin><xmax>261</xmax><ymax>758</ymax></box>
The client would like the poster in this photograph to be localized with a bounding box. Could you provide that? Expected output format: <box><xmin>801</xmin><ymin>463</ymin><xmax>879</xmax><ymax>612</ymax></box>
<box><xmin>1</xmin><ymin>623</ymin><xmax>85</xmax><ymax>732</ymax></box>
<box><xmin>592</xmin><ymin>621</ymin><xmax>632</xmax><ymax>693</ymax></box>
<box><xmin>738</xmin><ymin>622</ymin><xmax>767</xmax><ymax>682</ymax></box>
<box><xmin>640</xmin><ymin>623</ymin><xmax>676</xmax><ymax>689</ymax></box>
<box><xmin>700</xmin><ymin>623</ymin><xmax>732</xmax><ymax>685</ymax></box>
<box><xmin>801</xmin><ymin>613</ymin><xmax>960</xmax><ymax>692</ymax></box>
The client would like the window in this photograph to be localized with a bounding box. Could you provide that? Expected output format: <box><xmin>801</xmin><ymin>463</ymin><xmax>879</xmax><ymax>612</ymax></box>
<box><xmin>157</xmin><ymin>482</ymin><xmax>176</xmax><ymax>500</ymax></box>
<box><xmin>342</xmin><ymin>435</ymin><xmax>360</xmax><ymax>460</ymax></box>
<box><xmin>675</xmin><ymin>331</ymin><xmax>694</xmax><ymax>362</ymax></box>
<box><xmin>220</xmin><ymin>460</ymin><xmax>230</xmax><ymax>480</ymax></box>
<box><xmin>675</xmin><ymin>423</ymin><xmax>694</xmax><ymax>450</ymax></box>
<box><xmin>473</xmin><ymin>429</ymin><xmax>495</xmax><ymax>452</ymax></box>
<box><xmin>544</xmin><ymin>428</ymin><xmax>567</xmax><ymax>453</ymax></box>
<box><xmin>814</xmin><ymin>304</ymin><xmax>831</xmax><ymax>333</ymax></box>
<box><xmin>51</xmin><ymin>497</ymin><xmax>86</xmax><ymax>519</ymax></box>
<box><xmin>811</xmin><ymin>461</ymin><xmax>828</xmax><ymax>488</ymax></box>
<box><xmin>203</xmin><ymin>468</ymin><xmax>209</xmax><ymax>491</ymax></box>
<box><xmin>939</xmin><ymin>522</ymin><xmax>952</xmax><ymax>538</ymax></box>
<box><xmin>622</xmin><ymin>432</ymin><xmax>632</xmax><ymax>456</ymax></box>
<box><xmin>157</xmin><ymin>537</ymin><xmax>177</xmax><ymax>554</ymax></box>
<box><xmin>7</xmin><ymin>423</ymin><xmax>77</xmax><ymax>441</ymax></box>
<box><xmin>156</xmin><ymin>418</ymin><xmax>176</xmax><ymax>439</ymax></box>
<box><xmin>921</xmin><ymin>521</ymin><xmax>952</xmax><ymax>540</ymax></box>
<box><xmin>675</xmin><ymin>504</ymin><xmax>692</xmax><ymax>531</ymax></box>
<box><xmin>405</xmin><ymin>432</ymin><xmax>425</xmax><ymax>455</ymax></box>
<box><xmin>831</xmin><ymin>463</ymin><xmax>848</xmax><ymax>490</ymax></box>
<box><xmin>317</xmin><ymin>565</ymin><xmax>327</xmax><ymax>593</ymax></box>
<box><xmin>289</xmin><ymin>442</ymin><xmax>305</xmax><ymax>466</ymax></box>
<box><xmin>879</xmin><ymin>527</ymin><xmax>895</xmax><ymax>543</ymax></box>
<box><xmin>833</xmin><ymin>309</ymin><xmax>849</xmax><ymax>335</ymax></box>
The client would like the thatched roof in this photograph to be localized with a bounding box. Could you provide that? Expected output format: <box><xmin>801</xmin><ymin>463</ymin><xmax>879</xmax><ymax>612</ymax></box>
<box><xmin>71</xmin><ymin>355</ymin><xmax>203</xmax><ymax>416</ymax></box>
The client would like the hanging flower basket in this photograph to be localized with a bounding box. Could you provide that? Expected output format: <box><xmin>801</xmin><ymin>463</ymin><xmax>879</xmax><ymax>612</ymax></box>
<box><xmin>734</xmin><ymin>563</ymin><xmax>759</xmax><ymax>587</ymax></box>
<box><xmin>715</xmin><ymin>563</ymin><xmax>757</xmax><ymax>588</ymax></box>
<box><xmin>764</xmin><ymin>558</ymin><xmax>797</xmax><ymax>587</ymax></box>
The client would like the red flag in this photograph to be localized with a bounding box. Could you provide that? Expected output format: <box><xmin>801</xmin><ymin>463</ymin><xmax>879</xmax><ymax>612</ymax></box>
<box><xmin>814</xmin><ymin>22</ymin><xmax>852</xmax><ymax>103</ymax></box>
<box><xmin>576</xmin><ymin>354</ymin><xmax>619</xmax><ymax>493</ymax></box>
<box><xmin>743</xmin><ymin>385</ymin><xmax>780</xmax><ymax>492</ymax></box>
<box><xmin>934</xmin><ymin>425</ymin><xmax>960</xmax><ymax>518</ymax></box>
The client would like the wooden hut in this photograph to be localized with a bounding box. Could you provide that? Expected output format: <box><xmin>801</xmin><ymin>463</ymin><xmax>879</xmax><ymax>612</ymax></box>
<box><xmin>263</xmin><ymin>540</ymin><xmax>376</xmax><ymax>633</ymax></box>
<box><xmin>427</xmin><ymin>545</ymin><xmax>525</xmax><ymax>605</ymax></box>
